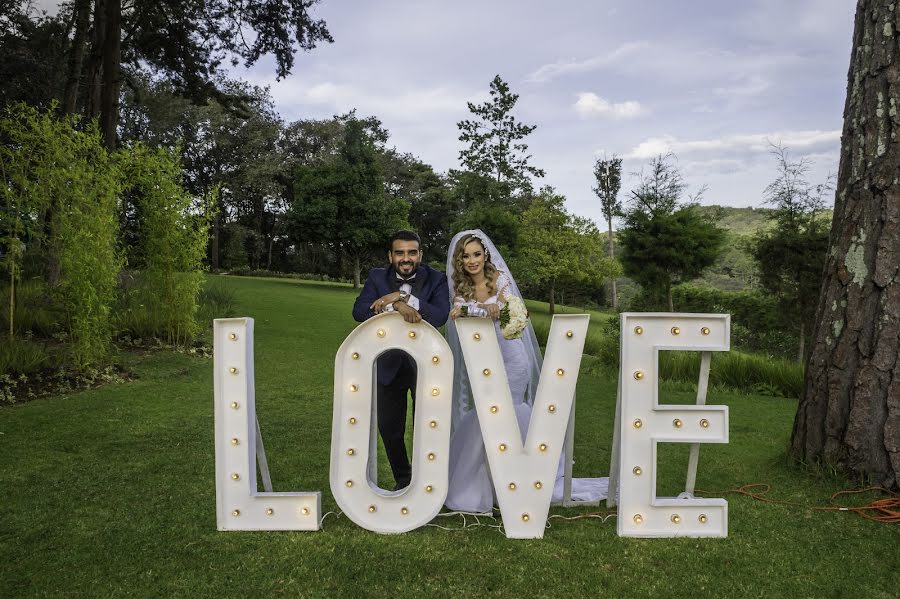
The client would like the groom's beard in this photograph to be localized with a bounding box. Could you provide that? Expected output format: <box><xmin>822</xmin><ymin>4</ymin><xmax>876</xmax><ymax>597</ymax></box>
<box><xmin>396</xmin><ymin>262</ymin><xmax>417</xmax><ymax>276</ymax></box>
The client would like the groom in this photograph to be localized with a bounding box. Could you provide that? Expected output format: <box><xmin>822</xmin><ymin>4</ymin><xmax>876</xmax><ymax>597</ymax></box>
<box><xmin>352</xmin><ymin>230</ymin><xmax>450</xmax><ymax>490</ymax></box>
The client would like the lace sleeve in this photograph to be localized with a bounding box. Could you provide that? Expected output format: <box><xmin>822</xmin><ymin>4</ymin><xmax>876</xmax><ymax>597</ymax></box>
<box><xmin>453</xmin><ymin>294</ymin><xmax>465</xmax><ymax>308</ymax></box>
<box><xmin>496</xmin><ymin>272</ymin><xmax>514</xmax><ymax>303</ymax></box>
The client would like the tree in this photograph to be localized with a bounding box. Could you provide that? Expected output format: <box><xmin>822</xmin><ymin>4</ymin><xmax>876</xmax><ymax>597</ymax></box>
<box><xmin>380</xmin><ymin>150</ymin><xmax>456</xmax><ymax>266</ymax></box>
<box><xmin>514</xmin><ymin>187</ymin><xmax>619</xmax><ymax>314</ymax></box>
<box><xmin>592</xmin><ymin>155</ymin><xmax>623</xmax><ymax>309</ymax></box>
<box><xmin>752</xmin><ymin>144</ymin><xmax>833</xmax><ymax>362</ymax></box>
<box><xmin>618</xmin><ymin>155</ymin><xmax>724</xmax><ymax>310</ymax></box>
<box><xmin>287</xmin><ymin>117</ymin><xmax>407</xmax><ymax>287</ymax></box>
<box><xmin>457</xmin><ymin>75</ymin><xmax>544</xmax><ymax>201</ymax></box>
<box><xmin>60</xmin><ymin>0</ymin><xmax>333</xmax><ymax>149</ymax></box>
<box><xmin>790</xmin><ymin>0</ymin><xmax>899</xmax><ymax>489</ymax></box>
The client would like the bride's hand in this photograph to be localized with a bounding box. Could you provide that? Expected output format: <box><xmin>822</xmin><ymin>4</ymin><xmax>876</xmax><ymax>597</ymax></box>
<box><xmin>450</xmin><ymin>307</ymin><xmax>462</xmax><ymax>320</ymax></box>
<box><xmin>481</xmin><ymin>303</ymin><xmax>500</xmax><ymax>320</ymax></box>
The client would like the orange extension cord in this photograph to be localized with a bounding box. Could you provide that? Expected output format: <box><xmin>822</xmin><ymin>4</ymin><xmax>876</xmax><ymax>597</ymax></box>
<box><xmin>695</xmin><ymin>484</ymin><xmax>900</xmax><ymax>524</ymax></box>
<box><xmin>555</xmin><ymin>485</ymin><xmax>900</xmax><ymax>525</ymax></box>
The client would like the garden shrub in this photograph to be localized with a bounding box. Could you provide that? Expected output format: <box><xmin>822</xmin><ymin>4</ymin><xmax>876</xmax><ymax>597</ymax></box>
<box><xmin>1</xmin><ymin>104</ymin><xmax>121</xmax><ymax>369</ymax></box>
<box><xmin>117</xmin><ymin>144</ymin><xmax>213</xmax><ymax>345</ymax></box>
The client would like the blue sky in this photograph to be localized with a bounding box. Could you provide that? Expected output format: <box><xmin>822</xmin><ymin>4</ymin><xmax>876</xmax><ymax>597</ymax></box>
<box><xmin>43</xmin><ymin>0</ymin><xmax>858</xmax><ymax>224</ymax></box>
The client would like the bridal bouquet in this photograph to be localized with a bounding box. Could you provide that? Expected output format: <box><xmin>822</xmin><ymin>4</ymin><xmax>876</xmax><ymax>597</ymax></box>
<box><xmin>499</xmin><ymin>295</ymin><xmax>529</xmax><ymax>340</ymax></box>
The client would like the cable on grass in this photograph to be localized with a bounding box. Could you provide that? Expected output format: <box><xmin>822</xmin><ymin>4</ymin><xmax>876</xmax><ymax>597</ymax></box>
<box><xmin>695</xmin><ymin>484</ymin><xmax>900</xmax><ymax>525</ymax></box>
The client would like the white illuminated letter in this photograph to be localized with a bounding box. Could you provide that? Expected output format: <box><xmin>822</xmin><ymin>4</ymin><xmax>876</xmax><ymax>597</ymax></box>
<box><xmin>214</xmin><ymin>318</ymin><xmax>321</xmax><ymax>531</ymax></box>
<box><xmin>456</xmin><ymin>314</ymin><xmax>590</xmax><ymax>539</ymax></box>
<box><xmin>329</xmin><ymin>313</ymin><xmax>453</xmax><ymax>534</ymax></box>
<box><xmin>617</xmin><ymin>313</ymin><xmax>730</xmax><ymax>538</ymax></box>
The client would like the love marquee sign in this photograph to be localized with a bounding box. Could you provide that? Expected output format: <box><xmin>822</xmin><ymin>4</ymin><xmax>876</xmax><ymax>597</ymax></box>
<box><xmin>213</xmin><ymin>312</ymin><xmax>730</xmax><ymax>540</ymax></box>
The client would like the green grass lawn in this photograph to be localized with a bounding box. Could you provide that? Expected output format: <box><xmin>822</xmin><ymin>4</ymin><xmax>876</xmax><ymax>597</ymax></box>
<box><xmin>1</xmin><ymin>276</ymin><xmax>897</xmax><ymax>597</ymax></box>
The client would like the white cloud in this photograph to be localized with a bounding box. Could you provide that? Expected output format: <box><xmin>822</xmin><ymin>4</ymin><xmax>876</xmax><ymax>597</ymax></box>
<box><xmin>574</xmin><ymin>93</ymin><xmax>643</xmax><ymax>119</ymax></box>
<box><xmin>626</xmin><ymin>130</ymin><xmax>841</xmax><ymax>160</ymax></box>
<box><xmin>525</xmin><ymin>42</ymin><xmax>649</xmax><ymax>83</ymax></box>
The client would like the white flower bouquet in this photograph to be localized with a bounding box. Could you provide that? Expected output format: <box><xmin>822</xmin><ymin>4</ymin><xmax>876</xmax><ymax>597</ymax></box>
<box><xmin>499</xmin><ymin>295</ymin><xmax>529</xmax><ymax>340</ymax></box>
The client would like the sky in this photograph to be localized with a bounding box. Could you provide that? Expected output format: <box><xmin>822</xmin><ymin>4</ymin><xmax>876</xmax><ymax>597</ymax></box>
<box><xmin>42</xmin><ymin>0</ymin><xmax>859</xmax><ymax>225</ymax></box>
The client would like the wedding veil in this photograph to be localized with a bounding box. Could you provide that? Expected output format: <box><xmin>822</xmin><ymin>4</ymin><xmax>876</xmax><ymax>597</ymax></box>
<box><xmin>445</xmin><ymin>229</ymin><xmax>544</xmax><ymax>432</ymax></box>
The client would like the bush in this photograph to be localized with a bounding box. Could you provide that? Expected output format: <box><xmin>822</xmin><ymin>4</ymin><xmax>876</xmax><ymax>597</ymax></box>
<box><xmin>117</xmin><ymin>144</ymin><xmax>213</xmax><ymax>345</ymax></box>
<box><xmin>197</xmin><ymin>278</ymin><xmax>237</xmax><ymax>326</ymax></box>
<box><xmin>626</xmin><ymin>282</ymin><xmax>796</xmax><ymax>357</ymax></box>
<box><xmin>1</xmin><ymin>103</ymin><xmax>122</xmax><ymax>369</ymax></box>
<box><xmin>0</xmin><ymin>337</ymin><xmax>50</xmax><ymax>376</ymax></box>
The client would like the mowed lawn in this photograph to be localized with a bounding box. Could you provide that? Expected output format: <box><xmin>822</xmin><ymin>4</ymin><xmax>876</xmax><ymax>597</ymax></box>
<box><xmin>1</xmin><ymin>276</ymin><xmax>897</xmax><ymax>597</ymax></box>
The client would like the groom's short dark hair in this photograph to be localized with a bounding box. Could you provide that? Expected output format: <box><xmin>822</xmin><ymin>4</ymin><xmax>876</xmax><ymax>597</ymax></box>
<box><xmin>389</xmin><ymin>230</ymin><xmax>421</xmax><ymax>250</ymax></box>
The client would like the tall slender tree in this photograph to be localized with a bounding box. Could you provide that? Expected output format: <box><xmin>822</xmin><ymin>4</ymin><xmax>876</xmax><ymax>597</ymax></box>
<box><xmin>752</xmin><ymin>144</ymin><xmax>833</xmax><ymax>362</ymax></box>
<box><xmin>457</xmin><ymin>74</ymin><xmax>544</xmax><ymax>201</ymax></box>
<box><xmin>791</xmin><ymin>0</ymin><xmax>899</xmax><ymax>489</ymax></box>
<box><xmin>592</xmin><ymin>155</ymin><xmax>623</xmax><ymax>309</ymax></box>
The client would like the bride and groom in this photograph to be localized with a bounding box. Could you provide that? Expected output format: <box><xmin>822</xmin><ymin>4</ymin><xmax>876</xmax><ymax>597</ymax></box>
<box><xmin>352</xmin><ymin>229</ymin><xmax>606</xmax><ymax>513</ymax></box>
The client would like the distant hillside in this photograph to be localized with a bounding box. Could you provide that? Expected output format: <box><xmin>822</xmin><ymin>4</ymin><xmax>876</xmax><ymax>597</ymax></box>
<box><xmin>610</xmin><ymin>205</ymin><xmax>832</xmax><ymax>297</ymax></box>
<box><xmin>693</xmin><ymin>205</ymin><xmax>777</xmax><ymax>236</ymax></box>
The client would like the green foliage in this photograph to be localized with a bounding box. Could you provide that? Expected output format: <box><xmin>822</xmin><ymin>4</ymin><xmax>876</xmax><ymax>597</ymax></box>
<box><xmin>456</xmin><ymin>75</ymin><xmax>544</xmax><ymax>198</ymax></box>
<box><xmin>288</xmin><ymin>116</ymin><xmax>408</xmax><ymax>285</ymax></box>
<box><xmin>451</xmin><ymin>202</ymin><xmax>521</xmax><ymax>257</ymax></box>
<box><xmin>592</xmin><ymin>155</ymin><xmax>623</xmax><ymax>225</ymax></box>
<box><xmin>751</xmin><ymin>144</ymin><xmax>834</xmax><ymax>360</ymax></box>
<box><xmin>619</xmin><ymin>205</ymin><xmax>725</xmax><ymax>310</ymax></box>
<box><xmin>0</xmin><ymin>337</ymin><xmax>50</xmax><ymax>377</ymax></box>
<box><xmin>514</xmin><ymin>188</ymin><xmax>620</xmax><ymax>312</ymax></box>
<box><xmin>117</xmin><ymin>144</ymin><xmax>214</xmax><ymax>345</ymax></box>
<box><xmin>196</xmin><ymin>277</ymin><xmax>238</xmax><ymax>326</ymax></box>
<box><xmin>1</xmin><ymin>103</ymin><xmax>122</xmax><ymax>368</ymax></box>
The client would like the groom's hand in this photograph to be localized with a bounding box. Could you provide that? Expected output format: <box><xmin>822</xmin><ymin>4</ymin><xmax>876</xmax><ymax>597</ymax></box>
<box><xmin>394</xmin><ymin>301</ymin><xmax>422</xmax><ymax>323</ymax></box>
<box><xmin>371</xmin><ymin>292</ymin><xmax>402</xmax><ymax>313</ymax></box>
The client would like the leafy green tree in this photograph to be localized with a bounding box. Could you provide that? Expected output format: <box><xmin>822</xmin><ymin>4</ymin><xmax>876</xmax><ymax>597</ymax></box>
<box><xmin>288</xmin><ymin>117</ymin><xmax>407</xmax><ymax>287</ymax></box>
<box><xmin>592</xmin><ymin>155</ymin><xmax>623</xmax><ymax>308</ymax></box>
<box><xmin>457</xmin><ymin>75</ymin><xmax>544</xmax><ymax>201</ymax></box>
<box><xmin>380</xmin><ymin>150</ymin><xmax>456</xmax><ymax>265</ymax></box>
<box><xmin>514</xmin><ymin>187</ymin><xmax>619</xmax><ymax>314</ymax></box>
<box><xmin>119</xmin><ymin>77</ymin><xmax>284</xmax><ymax>270</ymax></box>
<box><xmin>0</xmin><ymin>3</ymin><xmax>69</xmax><ymax>109</ymax></box>
<box><xmin>752</xmin><ymin>144</ymin><xmax>833</xmax><ymax>362</ymax></box>
<box><xmin>618</xmin><ymin>155</ymin><xmax>724</xmax><ymax>310</ymax></box>
<box><xmin>54</xmin><ymin>0</ymin><xmax>332</xmax><ymax>149</ymax></box>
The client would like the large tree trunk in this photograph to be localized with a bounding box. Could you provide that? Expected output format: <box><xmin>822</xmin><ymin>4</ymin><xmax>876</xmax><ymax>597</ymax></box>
<box><xmin>62</xmin><ymin>0</ymin><xmax>91</xmax><ymax>115</ymax></box>
<box><xmin>790</xmin><ymin>0</ymin><xmax>899</xmax><ymax>489</ymax></box>
<box><xmin>797</xmin><ymin>321</ymin><xmax>805</xmax><ymax>365</ymax></box>
<box><xmin>607</xmin><ymin>217</ymin><xmax>617</xmax><ymax>310</ymax></box>
<box><xmin>666</xmin><ymin>282</ymin><xmax>674</xmax><ymax>312</ymax></box>
<box><xmin>99</xmin><ymin>0</ymin><xmax>121</xmax><ymax>150</ymax></box>
<box><xmin>85</xmin><ymin>0</ymin><xmax>106</xmax><ymax>119</ymax></box>
<box><xmin>353</xmin><ymin>255</ymin><xmax>360</xmax><ymax>289</ymax></box>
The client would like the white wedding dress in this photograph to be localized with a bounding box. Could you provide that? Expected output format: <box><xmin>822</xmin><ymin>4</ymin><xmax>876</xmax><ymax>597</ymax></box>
<box><xmin>444</xmin><ymin>231</ymin><xmax>608</xmax><ymax>513</ymax></box>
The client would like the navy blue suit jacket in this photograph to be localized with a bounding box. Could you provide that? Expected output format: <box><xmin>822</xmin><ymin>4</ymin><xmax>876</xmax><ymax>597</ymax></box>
<box><xmin>353</xmin><ymin>264</ymin><xmax>450</xmax><ymax>386</ymax></box>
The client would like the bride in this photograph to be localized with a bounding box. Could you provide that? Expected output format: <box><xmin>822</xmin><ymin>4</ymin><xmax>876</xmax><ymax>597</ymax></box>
<box><xmin>443</xmin><ymin>229</ymin><xmax>607</xmax><ymax>513</ymax></box>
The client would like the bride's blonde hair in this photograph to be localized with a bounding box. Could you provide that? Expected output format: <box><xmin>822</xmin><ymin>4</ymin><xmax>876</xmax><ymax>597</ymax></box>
<box><xmin>451</xmin><ymin>234</ymin><xmax>498</xmax><ymax>300</ymax></box>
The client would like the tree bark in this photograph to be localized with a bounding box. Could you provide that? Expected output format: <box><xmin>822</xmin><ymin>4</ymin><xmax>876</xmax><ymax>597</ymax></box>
<box><xmin>353</xmin><ymin>255</ymin><xmax>360</xmax><ymax>289</ymax></box>
<box><xmin>549</xmin><ymin>282</ymin><xmax>555</xmax><ymax>315</ymax></box>
<box><xmin>667</xmin><ymin>282</ymin><xmax>674</xmax><ymax>312</ymax></box>
<box><xmin>797</xmin><ymin>321</ymin><xmax>805</xmax><ymax>365</ymax></box>
<box><xmin>790</xmin><ymin>0</ymin><xmax>899</xmax><ymax>489</ymax></box>
<box><xmin>85</xmin><ymin>0</ymin><xmax>106</xmax><ymax>119</ymax></box>
<box><xmin>211</xmin><ymin>213</ymin><xmax>221</xmax><ymax>271</ymax></box>
<box><xmin>99</xmin><ymin>0</ymin><xmax>121</xmax><ymax>150</ymax></box>
<box><xmin>607</xmin><ymin>217</ymin><xmax>618</xmax><ymax>309</ymax></box>
<box><xmin>62</xmin><ymin>0</ymin><xmax>91</xmax><ymax>115</ymax></box>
